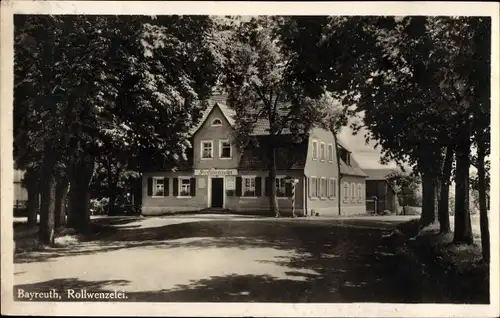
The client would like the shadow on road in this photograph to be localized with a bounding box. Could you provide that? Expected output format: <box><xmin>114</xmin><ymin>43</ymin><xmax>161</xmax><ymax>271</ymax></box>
<box><xmin>13</xmin><ymin>217</ymin><xmax>487</xmax><ymax>303</ymax></box>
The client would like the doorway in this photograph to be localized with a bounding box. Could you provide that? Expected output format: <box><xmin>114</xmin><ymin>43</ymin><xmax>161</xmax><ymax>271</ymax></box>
<box><xmin>211</xmin><ymin>178</ymin><xmax>224</xmax><ymax>208</ymax></box>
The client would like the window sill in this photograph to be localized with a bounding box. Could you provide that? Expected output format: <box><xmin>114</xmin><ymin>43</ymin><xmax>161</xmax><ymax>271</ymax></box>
<box><xmin>240</xmin><ymin>196</ymin><xmax>258</xmax><ymax>199</ymax></box>
<box><xmin>219</xmin><ymin>157</ymin><xmax>232</xmax><ymax>160</ymax></box>
<box><xmin>277</xmin><ymin>197</ymin><xmax>289</xmax><ymax>200</ymax></box>
<box><xmin>176</xmin><ymin>196</ymin><xmax>193</xmax><ymax>199</ymax></box>
<box><xmin>152</xmin><ymin>195</ymin><xmax>165</xmax><ymax>198</ymax></box>
<box><xmin>201</xmin><ymin>158</ymin><xmax>213</xmax><ymax>160</ymax></box>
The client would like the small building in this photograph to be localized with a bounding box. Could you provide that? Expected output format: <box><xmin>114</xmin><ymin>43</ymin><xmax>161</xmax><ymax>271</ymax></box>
<box><xmin>14</xmin><ymin>169</ymin><xmax>28</xmax><ymax>208</ymax></box>
<box><xmin>364</xmin><ymin>168</ymin><xmax>400</xmax><ymax>214</ymax></box>
<box><xmin>336</xmin><ymin>141</ymin><xmax>369</xmax><ymax>215</ymax></box>
<box><xmin>141</xmin><ymin>98</ymin><xmax>367</xmax><ymax>217</ymax></box>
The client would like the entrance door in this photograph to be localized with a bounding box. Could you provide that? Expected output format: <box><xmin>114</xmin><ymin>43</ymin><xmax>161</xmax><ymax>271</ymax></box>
<box><xmin>211</xmin><ymin>178</ymin><xmax>224</xmax><ymax>208</ymax></box>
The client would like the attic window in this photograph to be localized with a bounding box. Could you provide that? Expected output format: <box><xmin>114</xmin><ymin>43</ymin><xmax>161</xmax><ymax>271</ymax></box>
<box><xmin>340</xmin><ymin>149</ymin><xmax>351</xmax><ymax>165</ymax></box>
<box><xmin>211</xmin><ymin>118</ymin><xmax>222</xmax><ymax>127</ymax></box>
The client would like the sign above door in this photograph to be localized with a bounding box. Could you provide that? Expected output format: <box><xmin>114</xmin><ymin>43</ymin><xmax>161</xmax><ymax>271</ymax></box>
<box><xmin>194</xmin><ymin>169</ymin><xmax>238</xmax><ymax>176</ymax></box>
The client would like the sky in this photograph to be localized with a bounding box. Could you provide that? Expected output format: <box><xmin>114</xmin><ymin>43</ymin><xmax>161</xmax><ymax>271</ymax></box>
<box><xmin>338</xmin><ymin>124</ymin><xmax>400</xmax><ymax>170</ymax></box>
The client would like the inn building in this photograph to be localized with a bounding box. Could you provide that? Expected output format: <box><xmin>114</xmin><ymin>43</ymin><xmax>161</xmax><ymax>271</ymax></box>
<box><xmin>141</xmin><ymin>97</ymin><xmax>367</xmax><ymax>216</ymax></box>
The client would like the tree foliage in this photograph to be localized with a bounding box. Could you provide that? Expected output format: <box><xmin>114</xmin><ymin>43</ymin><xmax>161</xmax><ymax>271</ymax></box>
<box><xmin>280</xmin><ymin>16</ymin><xmax>490</xmax><ymax>251</ymax></box>
<box><xmin>14</xmin><ymin>15</ymin><xmax>222</xmax><ymax>237</ymax></box>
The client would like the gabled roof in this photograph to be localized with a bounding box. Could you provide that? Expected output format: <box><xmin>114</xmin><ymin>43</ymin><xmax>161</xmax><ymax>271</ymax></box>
<box><xmin>363</xmin><ymin>168</ymin><xmax>401</xmax><ymax>180</ymax></box>
<box><xmin>336</xmin><ymin>138</ymin><xmax>349</xmax><ymax>151</ymax></box>
<box><xmin>339</xmin><ymin>153</ymin><xmax>368</xmax><ymax>177</ymax></box>
<box><xmin>192</xmin><ymin>94</ymin><xmax>295</xmax><ymax>136</ymax></box>
<box><xmin>189</xmin><ymin>99</ymin><xmax>237</xmax><ymax>135</ymax></box>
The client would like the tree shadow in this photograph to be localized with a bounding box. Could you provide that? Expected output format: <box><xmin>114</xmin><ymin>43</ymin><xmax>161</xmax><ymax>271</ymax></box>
<box><xmin>13</xmin><ymin>217</ymin><xmax>487</xmax><ymax>303</ymax></box>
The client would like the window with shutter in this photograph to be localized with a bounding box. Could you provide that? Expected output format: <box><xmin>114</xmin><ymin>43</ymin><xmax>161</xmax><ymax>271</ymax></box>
<box><xmin>236</xmin><ymin>177</ymin><xmax>242</xmax><ymax>196</ymax></box>
<box><xmin>190</xmin><ymin>178</ymin><xmax>196</xmax><ymax>196</ymax></box>
<box><xmin>173</xmin><ymin>178</ymin><xmax>179</xmax><ymax>196</ymax></box>
<box><xmin>255</xmin><ymin>177</ymin><xmax>262</xmax><ymax>196</ymax></box>
<box><xmin>164</xmin><ymin>178</ymin><xmax>170</xmax><ymax>196</ymax></box>
<box><xmin>276</xmin><ymin>177</ymin><xmax>286</xmax><ymax>198</ymax></box>
<box><xmin>147</xmin><ymin>177</ymin><xmax>153</xmax><ymax>196</ymax></box>
<box><xmin>176</xmin><ymin>177</ymin><xmax>191</xmax><ymax>197</ymax></box>
<box><xmin>242</xmin><ymin>176</ymin><xmax>256</xmax><ymax>197</ymax></box>
<box><xmin>152</xmin><ymin>177</ymin><xmax>165</xmax><ymax>197</ymax></box>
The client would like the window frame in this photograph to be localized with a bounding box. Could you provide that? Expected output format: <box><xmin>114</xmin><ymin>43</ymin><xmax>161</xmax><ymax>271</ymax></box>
<box><xmin>328</xmin><ymin>143</ymin><xmax>334</xmax><ymax>162</ymax></box>
<box><xmin>343</xmin><ymin>182</ymin><xmax>349</xmax><ymax>203</ymax></box>
<box><xmin>320</xmin><ymin>142</ymin><xmax>326</xmax><ymax>161</ymax></box>
<box><xmin>152</xmin><ymin>177</ymin><xmax>165</xmax><ymax>198</ymax></box>
<box><xmin>200</xmin><ymin>140</ymin><xmax>214</xmax><ymax>160</ymax></box>
<box><xmin>177</xmin><ymin>177</ymin><xmax>192</xmax><ymax>198</ymax></box>
<box><xmin>329</xmin><ymin>177</ymin><xmax>337</xmax><ymax>199</ymax></box>
<box><xmin>276</xmin><ymin>176</ymin><xmax>287</xmax><ymax>198</ymax></box>
<box><xmin>310</xmin><ymin>176</ymin><xmax>318</xmax><ymax>198</ymax></box>
<box><xmin>219</xmin><ymin>140</ymin><xmax>232</xmax><ymax>159</ymax></box>
<box><xmin>319</xmin><ymin>177</ymin><xmax>327</xmax><ymax>198</ymax></box>
<box><xmin>312</xmin><ymin>139</ymin><xmax>318</xmax><ymax>160</ymax></box>
<box><xmin>211</xmin><ymin>118</ymin><xmax>223</xmax><ymax>127</ymax></box>
<box><xmin>351</xmin><ymin>182</ymin><xmax>356</xmax><ymax>202</ymax></box>
<box><xmin>242</xmin><ymin>176</ymin><xmax>257</xmax><ymax>198</ymax></box>
<box><xmin>358</xmin><ymin>184</ymin><xmax>363</xmax><ymax>203</ymax></box>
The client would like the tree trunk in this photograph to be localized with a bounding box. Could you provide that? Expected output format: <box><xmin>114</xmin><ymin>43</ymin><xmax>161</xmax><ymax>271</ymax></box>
<box><xmin>107</xmin><ymin>159</ymin><xmax>117</xmax><ymax>216</ymax></box>
<box><xmin>39</xmin><ymin>142</ymin><xmax>57</xmax><ymax>245</ymax></box>
<box><xmin>333</xmin><ymin>132</ymin><xmax>342</xmax><ymax>216</ymax></box>
<box><xmin>453</xmin><ymin>122</ymin><xmax>473</xmax><ymax>244</ymax></box>
<box><xmin>438</xmin><ymin>147</ymin><xmax>453</xmax><ymax>233</ymax></box>
<box><xmin>54</xmin><ymin>177</ymin><xmax>69</xmax><ymax>228</ymax></box>
<box><xmin>434</xmin><ymin>179</ymin><xmax>441</xmax><ymax>221</ymax></box>
<box><xmin>269</xmin><ymin>144</ymin><xmax>279</xmax><ymax>217</ymax></box>
<box><xmin>477</xmin><ymin>134</ymin><xmax>490</xmax><ymax>261</ymax></box>
<box><xmin>392</xmin><ymin>184</ymin><xmax>401</xmax><ymax>215</ymax></box>
<box><xmin>420</xmin><ymin>170</ymin><xmax>436</xmax><ymax>227</ymax></box>
<box><xmin>68</xmin><ymin>154</ymin><xmax>95</xmax><ymax>233</ymax></box>
<box><xmin>25</xmin><ymin>168</ymin><xmax>40</xmax><ymax>226</ymax></box>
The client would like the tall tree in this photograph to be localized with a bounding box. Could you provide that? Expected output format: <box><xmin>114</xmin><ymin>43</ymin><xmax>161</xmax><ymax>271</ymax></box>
<box><xmin>468</xmin><ymin>17</ymin><xmax>491</xmax><ymax>260</ymax></box>
<box><xmin>438</xmin><ymin>146</ymin><xmax>454</xmax><ymax>233</ymax></box>
<box><xmin>222</xmin><ymin>16</ymin><xmax>330</xmax><ymax>217</ymax></box>
<box><xmin>14</xmin><ymin>15</ymin><xmax>223</xmax><ymax>237</ymax></box>
<box><xmin>281</xmin><ymin>16</ymin><xmax>489</xmax><ymax>242</ymax></box>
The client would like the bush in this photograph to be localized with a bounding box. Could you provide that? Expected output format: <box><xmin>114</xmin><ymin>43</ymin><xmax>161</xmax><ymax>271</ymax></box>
<box><xmin>90</xmin><ymin>197</ymin><xmax>109</xmax><ymax>215</ymax></box>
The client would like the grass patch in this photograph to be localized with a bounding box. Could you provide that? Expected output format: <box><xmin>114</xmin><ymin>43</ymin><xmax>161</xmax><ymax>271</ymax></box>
<box><xmin>394</xmin><ymin>219</ymin><xmax>489</xmax><ymax>303</ymax></box>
